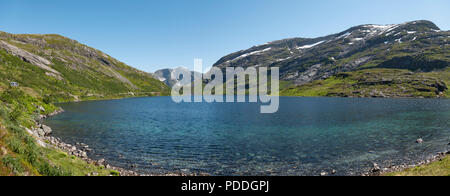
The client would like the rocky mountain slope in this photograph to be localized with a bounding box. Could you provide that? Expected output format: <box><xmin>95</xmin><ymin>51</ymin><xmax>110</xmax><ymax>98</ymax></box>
<box><xmin>0</xmin><ymin>32</ymin><xmax>170</xmax><ymax>102</ymax></box>
<box><xmin>213</xmin><ymin>20</ymin><xmax>449</xmax><ymax>97</ymax></box>
<box><xmin>153</xmin><ymin>67</ymin><xmax>202</xmax><ymax>88</ymax></box>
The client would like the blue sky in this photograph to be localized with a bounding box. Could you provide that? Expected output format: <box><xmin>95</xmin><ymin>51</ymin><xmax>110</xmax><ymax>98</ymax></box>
<box><xmin>0</xmin><ymin>0</ymin><xmax>449</xmax><ymax>72</ymax></box>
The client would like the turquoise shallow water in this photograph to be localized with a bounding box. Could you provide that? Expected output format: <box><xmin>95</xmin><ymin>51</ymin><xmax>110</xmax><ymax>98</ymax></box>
<box><xmin>45</xmin><ymin>97</ymin><xmax>450</xmax><ymax>176</ymax></box>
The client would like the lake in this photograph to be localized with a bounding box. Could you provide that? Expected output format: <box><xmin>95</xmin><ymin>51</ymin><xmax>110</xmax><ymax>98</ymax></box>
<box><xmin>45</xmin><ymin>97</ymin><xmax>450</xmax><ymax>176</ymax></box>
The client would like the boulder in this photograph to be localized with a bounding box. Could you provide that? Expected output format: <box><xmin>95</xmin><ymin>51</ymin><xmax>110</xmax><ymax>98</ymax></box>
<box><xmin>41</xmin><ymin>125</ymin><xmax>52</xmax><ymax>136</ymax></box>
<box><xmin>35</xmin><ymin>128</ymin><xmax>45</xmax><ymax>137</ymax></box>
<box><xmin>38</xmin><ymin>106</ymin><xmax>46</xmax><ymax>112</ymax></box>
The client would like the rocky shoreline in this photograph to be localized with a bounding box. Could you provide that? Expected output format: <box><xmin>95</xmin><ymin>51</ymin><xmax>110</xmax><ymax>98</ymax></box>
<box><xmin>363</xmin><ymin>148</ymin><xmax>450</xmax><ymax>176</ymax></box>
<box><xmin>28</xmin><ymin>107</ymin><xmax>207</xmax><ymax>176</ymax></box>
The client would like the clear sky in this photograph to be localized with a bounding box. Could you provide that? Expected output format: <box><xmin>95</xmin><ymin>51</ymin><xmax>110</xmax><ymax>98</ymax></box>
<box><xmin>0</xmin><ymin>0</ymin><xmax>449</xmax><ymax>72</ymax></box>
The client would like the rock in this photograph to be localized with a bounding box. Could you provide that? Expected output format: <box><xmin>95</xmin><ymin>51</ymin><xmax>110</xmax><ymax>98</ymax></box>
<box><xmin>71</xmin><ymin>146</ymin><xmax>77</xmax><ymax>151</ymax></box>
<box><xmin>48</xmin><ymin>108</ymin><xmax>65</xmax><ymax>117</ymax></box>
<box><xmin>38</xmin><ymin>106</ymin><xmax>46</xmax><ymax>112</ymax></box>
<box><xmin>36</xmin><ymin>128</ymin><xmax>45</xmax><ymax>137</ymax></box>
<box><xmin>371</xmin><ymin>163</ymin><xmax>381</xmax><ymax>173</ymax></box>
<box><xmin>41</xmin><ymin>125</ymin><xmax>52</xmax><ymax>136</ymax></box>
<box><xmin>81</xmin><ymin>151</ymin><xmax>87</xmax><ymax>158</ymax></box>
<box><xmin>416</xmin><ymin>138</ymin><xmax>424</xmax><ymax>144</ymax></box>
<box><xmin>0</xmin><ymin>40</ymin><xmax>62</xmax><ymax>79</ymax></box>
<box><xmin>320</xmin><ymin>171</ymin><xmax>328</xmax><ymax>176</ymax></box>
<box><xmin>0</xmin><ymin>146</ymin><xmax>8</xmax><ymax>155</ymax></box>
<box><xmin>95</xmin><ymin>159</ymin><xmax>105</xmax><ymax>166</ymax></box>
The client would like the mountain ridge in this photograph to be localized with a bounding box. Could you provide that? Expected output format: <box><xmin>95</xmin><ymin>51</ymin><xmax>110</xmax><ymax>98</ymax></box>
<box><xmin>211</xmin><ymin>20</ymin><xmax>449</xmax><ymax>98</ymax></box>
<box><xmin>153</xmin><ymin>67</ymin><xmax>202</xmax><ymax>88</ymax></box>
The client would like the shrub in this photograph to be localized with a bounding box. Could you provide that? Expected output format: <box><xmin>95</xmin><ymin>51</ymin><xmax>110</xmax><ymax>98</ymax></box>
<box><xmin>0</xmin><ymin>88</ymin><xmax>23</xmax><ymax>104</ymax></box>
<box><xmin>8</xmin><ymin>105</ymin><xmax>23</xmax><ymax>122</ymax></box>
<box><xmin>7</xmin><ymin>137</ymin><xmax>25</xmax><ymax>154</ymax></box>
<box><xmin>37</xmin><ymin>162</ymin><xmax>72</xmax><ymax>176</ymax></box>
<box><xmin>1</xmin><ymin>155</ymin><xmax>24</xmax><ymax>174</ymax></box>
<box><xmin>110</xmin><ymin>170</ymin><xmax>120</xmax><ymax>176</ymax></box>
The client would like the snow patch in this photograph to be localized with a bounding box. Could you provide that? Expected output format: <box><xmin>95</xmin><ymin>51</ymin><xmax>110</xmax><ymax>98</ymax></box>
<box><xmin>226</xmin><ymin>47</ymin><xmax>272</xmax><ymax>63</ymax></box>
<box><xmin>296</xmin><ymin>40</ymin><xmax>326</xmax><ymax>50</ymax></box>
<box><xmin>275</xmin><ymin>57</ymin><xmax>292</xmax><ymax>62</ymax></box>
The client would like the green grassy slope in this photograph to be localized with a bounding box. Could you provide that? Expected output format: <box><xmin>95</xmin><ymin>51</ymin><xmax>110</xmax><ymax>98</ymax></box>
<box><xmin>386</xmin><ymin>155</ymin><xmax>450</xmax><ymax>176</ymax></box>
<box><xmin>0</xmin><ymin>32</ymin><xmax>170</xmax><ymax>102</ymax></box>
<box><xmin>281</xmin><ymin>68</ymin><xmax>449</xmax><ymax>98</ymax></box>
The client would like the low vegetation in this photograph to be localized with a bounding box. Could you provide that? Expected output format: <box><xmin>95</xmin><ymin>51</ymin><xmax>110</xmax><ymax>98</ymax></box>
<box><xmin>0</xmin><ymin>88</ymin><xmax>118</xmax><ymax>176</ymax></box>
<box><xmin>281</xmin><ymin>68</ymin><xmax>449</xmax><ymax>98</ymax></box>
<box><xmin>386</xmin><ymin>155</ymin><xmax>450</xmax><ymax>176</ymax></box>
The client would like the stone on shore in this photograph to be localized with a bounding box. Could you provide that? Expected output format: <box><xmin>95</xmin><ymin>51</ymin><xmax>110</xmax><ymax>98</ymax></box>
<box><xmin>36</xmin><ymin>128</ymin><xmax>45</xmax><ymax>137</ymax></box>
<box><xmin>331</xmin><ymin>169</ymin><xmax>337</xmax><ymax>175</ymax></box>
<box><xmin>41</xmin><ymin>124</ymin><xmax>52</xmax><ymax>135</ymax></box>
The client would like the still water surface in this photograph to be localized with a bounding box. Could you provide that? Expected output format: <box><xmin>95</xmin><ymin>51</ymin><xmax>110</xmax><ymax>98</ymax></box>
<box><xmin>46</xmin><ymin>97</ymin><xmax>450</xmax><ymax>175</ymax></box>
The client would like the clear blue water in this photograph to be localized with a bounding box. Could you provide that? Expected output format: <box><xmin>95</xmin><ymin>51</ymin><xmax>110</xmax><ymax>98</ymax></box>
<box><xmin>45</xmin><ymin>97</ymin><xmax>450</xmax><ymax>176</ymax></box>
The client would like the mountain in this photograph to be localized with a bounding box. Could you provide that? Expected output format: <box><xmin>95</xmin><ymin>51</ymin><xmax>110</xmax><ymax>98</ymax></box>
<box><xmin>212</xmin><ymin>20</ymin><xmax>449</xmax><ymax>98</ymax></box>
<box><xmin>0</xmin><ymin>32</ymin><xmax>170</xmax><ymax>102</ymax></box>
<box><xmin>153</xmin><ymin>67</ymin><xmax>202</xmax><ymax>88</ymax></box>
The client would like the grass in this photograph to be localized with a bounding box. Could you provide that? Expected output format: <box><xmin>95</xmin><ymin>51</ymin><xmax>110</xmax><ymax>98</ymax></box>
<box><xmin>385</xmin><ymin>155</ymin><xmax>450</xmax><ymax>176</ymax></box>
<box><xmin>0</xmin><ymin>33</ymin><xmax>170</xmax><ymax>103</ymax></box>
<box><xmin>44</xmin><ymin>148</ymin><xmax>115</xmax><ymax>176</ymax></box>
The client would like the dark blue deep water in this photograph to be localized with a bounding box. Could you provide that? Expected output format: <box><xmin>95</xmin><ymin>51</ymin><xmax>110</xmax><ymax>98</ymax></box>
<box><xmin>45</xmin><ymin>97</ymin><xmax>450</xmax><ymax>176</ymax></box>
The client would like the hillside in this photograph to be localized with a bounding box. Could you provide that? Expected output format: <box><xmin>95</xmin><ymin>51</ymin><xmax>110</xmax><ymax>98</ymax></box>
<box><xmin>0</xmin><ymin>32</ymin><xmax>169</xmax><ymax>175</ymax></box>
<box><xmin>0</xmin><ymin>32</ymin><xmax>170</xmax><ymax>102</ymax></box>
<box><xmin>212</xmin><ymin>20</ymin><xmax>449</xmax><ymax>97</ymax></box>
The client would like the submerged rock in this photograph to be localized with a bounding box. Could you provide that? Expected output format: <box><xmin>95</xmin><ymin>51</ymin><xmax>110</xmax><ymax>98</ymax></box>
<box><xmin>416</xmin><ymin>138</ymin><xmax>424</xmax><ymax>144</ymax></box>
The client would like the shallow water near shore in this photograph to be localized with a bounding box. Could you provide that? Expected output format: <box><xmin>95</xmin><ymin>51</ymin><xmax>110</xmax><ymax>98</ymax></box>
<box><xmin>45</xmin><ymin>97</ymin><xmax>450</xmax><ymax>176</ymax></box>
